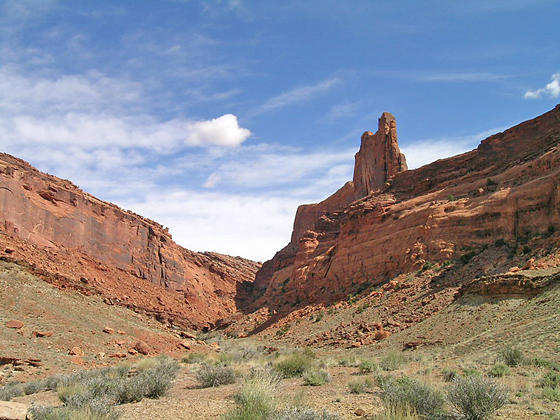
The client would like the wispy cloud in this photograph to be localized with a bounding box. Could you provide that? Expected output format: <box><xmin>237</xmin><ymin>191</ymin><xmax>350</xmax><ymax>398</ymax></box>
<box><xmin>251</xmin><ymin>78</ymin><xmax>339</xmax><ymax>116</ymax></box>
<box><xmin>414</xmin><ymin>72</ymin><xmax>507</xmax><ymax>82</ymax></box>
<box><xmin>322</xmin><ymin>100</ymin><xmax>360</xmax><ymax>122</ymax></box>
<box><xmin>524</xmin><ymin>73</ymin><xmax>560</xmax><ymax>99</ymax></box>
<box><xmin>401</xmin><ymin>128</ymin><xmax>503</xmax><ymax>169</ymax></box>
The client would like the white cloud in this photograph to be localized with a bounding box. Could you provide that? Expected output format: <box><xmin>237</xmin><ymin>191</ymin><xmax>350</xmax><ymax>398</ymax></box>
<box><xmin>524</xmin><ymin>73</ymin><xmax>560</xmax><ymax>99</ymax></box>
<box><xmin>119</xmin><ymin>190</ymin><xmax>299</xmax><ymax>262</ymax></box>
<box><xmin>201</xmin><ymin>145</ymin><xmax>354</xmax><ymax>190</ymax></box>
<box><xmin>251</xmin><ymin>78</ymin><xmax>339</xmax><ymax>115</ymax></box>
<box><xmin>186</xmin><ymin>114</ymin><xmax>251</xmax><ymax>147</ymax></box>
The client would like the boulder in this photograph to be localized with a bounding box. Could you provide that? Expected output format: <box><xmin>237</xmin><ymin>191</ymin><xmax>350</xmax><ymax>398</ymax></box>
<box><xmin>133</xmin><ymin>341</ymin><xmax>150</xmax><ymax>356</ymax></box>
<box><xmin>5</xmin><ymin>321</ymin><xmax>23</xmax><ymax>329</ymax></box>
<box><xmin>0</xmin><ymin>401</ymin><xmax>28</xmax><ymax>420</ymax></box>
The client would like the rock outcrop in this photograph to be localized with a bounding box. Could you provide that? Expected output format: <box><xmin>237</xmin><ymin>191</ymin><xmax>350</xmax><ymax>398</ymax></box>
<box><xmin>254</xmin><ymin>112</ymin><xmax>408</xmax><ymax>293</ymax></box>
<box><xmin>0</xmin><ymin>155</ymin><xmax>260</xmax><ymax>329</ymax></box>
<box><xmin>254</xmin><ymin>105</ymin><xmax>560</xmax><ymax>309</ymax></box>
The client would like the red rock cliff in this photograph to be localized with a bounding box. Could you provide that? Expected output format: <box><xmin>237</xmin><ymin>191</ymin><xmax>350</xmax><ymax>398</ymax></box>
<box><xmin>254</xmin><ymin>105</ymin><xmax>560</xmax><ymax>308</ymax></box>
<box><xmin>0</xmin><ymin>154</ymin><xmax>260</xmax><ymax>329</ymax></box>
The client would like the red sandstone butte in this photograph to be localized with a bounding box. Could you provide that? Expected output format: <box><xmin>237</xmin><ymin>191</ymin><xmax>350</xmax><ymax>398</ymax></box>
<box><xmin>254</xmin><ymin>105</ymin><xmax>560</xmax><ymax>308</ymax></box>
<box><xmin>0</xmin><ymin>154</ymin><xmax>260</xmax><ymax>329</ymax></box>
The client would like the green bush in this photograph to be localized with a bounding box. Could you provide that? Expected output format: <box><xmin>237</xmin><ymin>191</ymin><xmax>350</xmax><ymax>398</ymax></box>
<box><xmin>302</xmin><ymin>369</ymin><xmax>331</xmax><ymax>386</ymax></box>
<box><xmin>488</xmin><ymin>363</ymin><xmax>510</xmax><ymax>378</ymax></box>
<box><xmin>348</xmin><ymin>378</ymin><xmax>373</xmax><ymax>394</ymax></box>
<box><xmin>195</xmin><ymin>364</ymin><xmax>236</xmax><ymax>388</ymax></box>
<box><xmin>447</xmin><ymin>376</ymin><xmax>509</xmax><ymax>420</ymax></box>
<box><xmin>380</xmin><ymin>352</ymin><xmax>407</xmax><ymax>371</ymax></box>
<box><xmin>24</xmin><ymin>380</ymin><xmax>47</xmax><ymax>395</ymax></box>
<box><xmin>377</xmin><ymin>375</ymin><xmax>444</xmax><ymax>417</ymax></box>
<box><xmin>274</xmin><ymin>350</ymin><xmax>315</xmax><ymax>378</ymax></box>
<box><xmin>499</xmin><ymin>346</ymin><xmax>523</xmax><ymax>367</ymax></box>
<box><xmin>358</xmin><ymin>359</ymin><xmax>378</xmax><ymax>375</ymax></box>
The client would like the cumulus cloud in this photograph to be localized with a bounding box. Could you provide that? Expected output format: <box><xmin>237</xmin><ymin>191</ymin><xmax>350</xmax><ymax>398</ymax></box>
<box><xmin>186</xmin><ymin>114</ymin><xmax>251</xmax><ymax>147</ymax></box>
<box><xmin>251</xmin><ymin>78</ymin><xmax>339</xmax><ymax>115</ymax></box>
<box><xmin>524</xmin><ymin>73</ymin><xmax>560</xmax><ymax>99</ymax></box>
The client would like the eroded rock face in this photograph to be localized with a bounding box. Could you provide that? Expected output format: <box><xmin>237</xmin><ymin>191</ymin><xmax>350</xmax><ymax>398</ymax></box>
<box><xmin>0</xmin><ymin>155</ymin><xmax>260</xmax><ymax>328</ymax></box>
<box><xmin>353</xmin><ymin>112</ymin><xmax>407</xmax><ymax>197</ymax></box>
<box><xmin>254</xmin><ymin>113</ymin><xmax>408</xmax><ymax>294</ymax></box>
<box><xmin>255</xmin><ymin>105</ymin><xmax>560</xmax><ymax>308</ymax></box>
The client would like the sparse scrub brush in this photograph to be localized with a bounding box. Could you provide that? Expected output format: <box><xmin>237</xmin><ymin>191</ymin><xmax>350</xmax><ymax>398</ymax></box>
<box><xmin>442</xmin><ymin>368</ymin><xmax>458</xmax><ymax>382</ymax></box>
<box><xmin>196</xmin><ymin>363</ymin><xmax>236</xmax><ymax>388</ymax></box>
<box><xmin>274</xmin><ymin>350</ymin><xmax>315</xmax><ymax>378</ymax></box>
<box><xmin>499</xmin><ymin>346</ymin><xmax>523</xmax><ymax>367</ymax></box>
<box><xmin>348</xmin><ymin>377</ymin><xmax>373</xmax><ymax>394</ymax></box>
<box><xmin>302</xmin><ymin>368</ymin><xmax>331</xmax><ymax>386</ymax></box>
<box><xmin>447</xmin><ymin>376</ymin><xmax>509</xmax><ymax>420</ymax></box>
<box><xmin>224</xmin><ymin>368</ymin><xmax>280</xmax><ymax>420</ymax></box>
<box><xmin>0</xmin><ymin>382</ymin><xmax>24</xmax><ymax>401</ymax></box>
<box><xmin>271</xmin><ymin>407</ymin><xmax>340</xmax><ymax>419</ymax></box>
<box><xmin>370</xmin><ymin>404</ymin><xmax>420</xmax><ymax>420</ymax></box>
<box><xmin>540</xmin><ymin>371</ymin><xmax>560</xmax><ymax>389</ymax></box>
<box><xmin>380</xmin><ymin>352</ymin><xmax>407</xmax><ymax>371</ymax></box>
<box><xmin>358</xmin><ymin>359</ymin><xmax>378</xmax><ymax>375</ymax></box>
<box><xmin>377</xmin><ymin>375</ymin><xmax>444</xmax><ymax>417</ymax></box>
<box><xmin>488</xmin><ymin>363</ymin><xmax>510</xmax><ymax>378</ymax></box>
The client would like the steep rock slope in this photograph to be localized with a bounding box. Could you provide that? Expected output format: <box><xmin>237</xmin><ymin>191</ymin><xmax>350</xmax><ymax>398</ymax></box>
<box><xmin>0</xmin><ymin>154</ymin><xmax>260</xmax><ymax>329</ymax></box>
<box><xmin>254</xmin><ymin>105</ymin><xmax>560</xmax><ymax>310</ymax></box>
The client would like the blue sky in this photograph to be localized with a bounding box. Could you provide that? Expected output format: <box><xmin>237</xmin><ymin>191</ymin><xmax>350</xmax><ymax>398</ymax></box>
<box><xmin>1</xmin><ymin>0</ymin><xmax>559</xmax><ymax>261</ymax></box>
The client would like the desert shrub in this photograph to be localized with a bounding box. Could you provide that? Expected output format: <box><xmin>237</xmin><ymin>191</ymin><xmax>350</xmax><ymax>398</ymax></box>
<box><xmin>542</xmin><ymin>387</ymin><xmax>560</xmax><ymax>402</ymax></box>
<box><xmin>29</xmin><ymin>403</ymin><xmax>118</xmax><ymax>420</ymax></box>
<box><xmin>224</xmin><ymin>368</ymin><xmax>280</xmax><ymax>420</ymax></box>
<box><xmin>276</xmin><ymin>324</ymin><xmax>291</xmax><ymax>337</ymax></box>
<box><xmin>271</xmin><ymin>407</ymin><xmax>340</xmax><ymax>419</ymax></box>
<box><xmin>442</xmin><ymin>368</ymin><xmax>458</xmax><ymax>382</ymax></box>
<box><xmin>303</xmin><ymin>368</ymin><xmax>331</xmax><ymax>386</ymax></box>
<box><xmin>23</xmin><ymin>379</ymin><xmax>47</xmax><ymax>395</ymax></box>
<box><xmin>338</xmin><ymin>356</ymin><xmax>360</xmax><ymax>367</ymax></box>
<box><xmin>359</xmin><ymin>359</ymin><xmax>378</xmax><ymax>375</ymax></box>
<box><xmin>0</xmin><ymin>382</ymin><xmax>24</xmax><ymax>401</ymax></box>
<box><xmin>181</xmin><ymin>352</ymin><xmax>207</xmax><ymax>364</ymax></box>
<box><xmin>196</xmin><ymin>363</ymin><xmax>236</xmax><ymax>388</ymax></box>
<box><xmin>380</xmin><ymin>352</ymin><xmax>407</xmax><ymax>371</ymax></box>
<box><xmin>274</xmin><ymin>350</ymin><xmax>315</xmax><ymax>378</ymax></box>
<box><xmin>461</xmin><ymin>368</ymin><xmax>481</xmax><ymax>378</ymax></box>
<box><xmin>528</xmin><ymin>357</ymin><xmax>560</xmax><ymax>370</ymax></box>
<box><xmin>460</xmin><ymin>251</ymin><xmax>477</xmax><ymax>265</ymax></box>
<box><xmin>447</xmin><ymin>376</ymin><xmax>508</xmax><ymax>420</ymax></box>
<box><xmin>377</xmin><ymin>375</ymin><xmax>444</xmax><ymax>417</ymax></box>
<box><xmin>540</xmin><ymin>371</ymin><xmax>560</xmax><ymax>389</ymax></box>
<box><xmin>488</xmin><ymin>363</ymin><xmax>510</xmax><ymax>378</ymax></box>
<box><xmin>370</xmin><ymin>404</ymin><xmax>420</xmax><ymax>420</ymax></box>
<box><xmin>420</xmin><ymin>261</ymin><xmax>435</xmax><ymax>272</ymax></box>
<box><xmin>499</xmin><ymin>346</ymin><xmax>523</xmax><ymax>367</ymax></box>
<box><xmin>348</xmin><ymin>377</ymin><xmax>373</xmax><ymax>394</ymax></box>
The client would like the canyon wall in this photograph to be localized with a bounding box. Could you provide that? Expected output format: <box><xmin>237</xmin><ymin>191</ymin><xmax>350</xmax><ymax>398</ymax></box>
<box><xmin>0</xmin><ymin>154</ymin><xmax>260</xmax><ymax>329</ymax></box>
<box><xmin>254</xmin><ymin>105</ymin><xmax>560</xmax><ymax>308</ymax></box>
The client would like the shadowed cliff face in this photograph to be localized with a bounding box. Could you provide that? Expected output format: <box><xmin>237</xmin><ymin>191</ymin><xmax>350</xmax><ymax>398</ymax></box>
<box><xmin>0</xmin><ymin>154</ymin><xmax>260</xmax><ymax>329</ymax></box>
<box><xmin>254</xmin><ymin>105</ymin><xmax>560</xmax><ymax>310</ymax></box>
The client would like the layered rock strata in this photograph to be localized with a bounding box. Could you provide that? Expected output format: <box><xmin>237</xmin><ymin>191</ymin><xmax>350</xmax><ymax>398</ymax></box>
<box><xmin>255</xmin><ymin>105</ymin><xmax>560</xmax><ymax>308</ymax></box>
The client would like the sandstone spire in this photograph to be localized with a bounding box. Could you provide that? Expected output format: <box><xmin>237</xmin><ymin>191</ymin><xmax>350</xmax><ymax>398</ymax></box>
<box><xmin>352</xmin><ymin>112</ymin><xmax>407</xmax><ymax>197</ymax></box>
